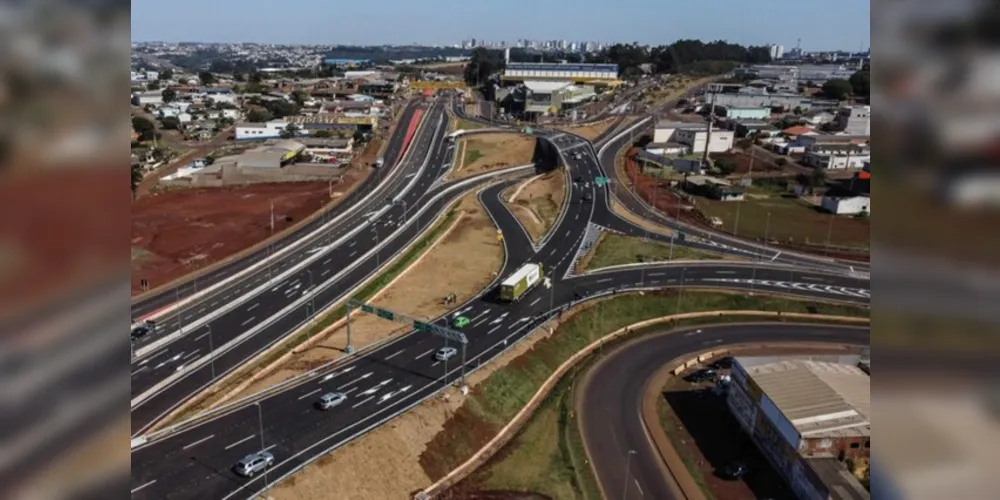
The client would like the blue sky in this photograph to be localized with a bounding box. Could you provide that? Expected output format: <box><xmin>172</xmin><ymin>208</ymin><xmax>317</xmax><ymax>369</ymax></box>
<box><xmin>132</xmin><ymin>0</ymin><xmax>870</xmax><ymax>51</ymax></box>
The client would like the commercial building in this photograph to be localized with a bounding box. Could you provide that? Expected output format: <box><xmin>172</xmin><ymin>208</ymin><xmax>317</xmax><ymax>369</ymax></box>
<box><xmin>653</xmin><ymin>121</ymin><xmax>735</xmax><ymax>155</ymax></box>
<box><xmin>734</xmin><ymin>64</ymin><xmax>860</xmax><ymax>84</ymax></box>
<box><xmin>727</xmin><ymin>356</ymin><xmax>871</xmax><ymax>500</ymax></box>
<box><xmin>502</xmin><ymin>62</ymin><xmax>620</xmax><ymax>85</ymax></box>
<box><xmin>131</xmin><ymin>91</ymin><xmax>163</xmax><ymax>107</ymax></box>
<box><xmin>821</xmin><ymin>195</ymin><xmax>870</xmax><ymax>215</ymax></box>
<box><xmin>804</xmin><ymin>144</ymin><xmax>871</xmax><ymax>170</ymax></box>
<box><xmin>235</xmin><ymin>120</ymin><xmax>289</xmax><ymax>140</ymax></box>
<box><xmin>719</xmin><ymin>106</ymin><xmax>771</xmax><ymax>120</ymax></box>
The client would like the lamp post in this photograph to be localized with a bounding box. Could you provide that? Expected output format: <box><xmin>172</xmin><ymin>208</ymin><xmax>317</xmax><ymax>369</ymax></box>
<box><xmin>255</xmin><ymin>402</ymin><xmax>269</xmax><ymax>496</ymax></box>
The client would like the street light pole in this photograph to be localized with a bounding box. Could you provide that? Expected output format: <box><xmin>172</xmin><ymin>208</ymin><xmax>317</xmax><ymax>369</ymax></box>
<box><xmin>255</xmin><ymin>402</ymin><xmax>269</xmax><ymax>495</ymax></box>
<box><xmin>306</xmin><ymin>269</ymin><xmax>315</xmax><ymax>313</ymax></box>
<box><xmin>623</xmin><ymin>449</ymin><xmax>637</xmax><ymax>500</ymax></box>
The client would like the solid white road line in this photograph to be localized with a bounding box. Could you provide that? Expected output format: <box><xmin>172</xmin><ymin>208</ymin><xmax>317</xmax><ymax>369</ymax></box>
<box><xmin>415</xmin><ymin>348</ymin><xmax>434</xmax><ymax>360</ymax></box>
<box><xmin>487</xmin><ymin>324</ymin><xmax>503</xmax><ymax>335</ymax></box>
<box><xmin>470</xmin><ymin>309</ymin><xmax>491</xmax><ymax>322</ymax></box>
<box><xmin>131</xmin><ymin>480</ymin><xmax>156</xmax><ymax>494</ymax></box>
<box><xmin>224</xmin><ymin>435</ymin><xmax>256</xmax><ymax>451</ymax></box>
<box><xmin>241</xmin><ymin>317</ymin><xmax>256</xmax><ymax>327</ymax></box>
<box><xmin>247</xmin><ymin>303</ymin><xmax>260</xmax><ymax>312</ymax></box>
<box><xmin>529</xmin><ymin>297</ymin><xmax>541</xmax><ymax>307</ymax></box>
<box><xmin>297</xmin><ymin>388</ymin><xmax>323</xmax><ymax>401</ymax></box>
<box><xmin>596</xmin><ymin>278</ymin><xmax>613</xmax><ymax>283</ymax></box>
<box><xmin>182</xmin><ymin>350</ymin><xmax>200</xmax><ymax>361</ymax></box>
<box><xmin>385</xmin><ymin>349</ymin><xmax>405</xmax><ymax>361</ymax></box>
<box><xmin>337</xmin><ymin>372</ymin><xmax>372</xmax><ymax>390</ymax></box>
<box><xmin>131</xmin><ymin>366</ymin><xmax>147</xmax><ymax>376</ymax></box>
<box><xmin>635</xmin><ymin>478</ymin><xmax>644</xmax><ymax>496</ymax></box>
<box><xmin>181</xmin><ymin>434</ymin><xmax>215</xmax><ymax>450</ymax></box>
<box><xmin>193</xmin><ymin>331</ymin><xmax>209</xmax><ymax>342</ymax></box>
<box><xmin>262</xmin><ymin>444</ymin><xmax>277</xmax><ymax>452</ymax></box>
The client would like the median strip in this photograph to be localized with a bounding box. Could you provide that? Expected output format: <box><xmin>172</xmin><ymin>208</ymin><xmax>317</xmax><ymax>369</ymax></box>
<box><xmin>147</xmin><ymin>201</ymin><xmax>466</xmax><ymax>432</ymax></box>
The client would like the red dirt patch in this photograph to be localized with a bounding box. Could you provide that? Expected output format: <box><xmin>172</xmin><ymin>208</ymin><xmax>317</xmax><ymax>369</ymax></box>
<box><xmin>131</xmin><ymin>180</ymin><xmax>345</xmax><ymax>295</ymax></box>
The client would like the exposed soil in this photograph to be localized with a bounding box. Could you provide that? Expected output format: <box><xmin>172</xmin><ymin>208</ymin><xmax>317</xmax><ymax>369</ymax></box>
<box><xmin>267</xmin><ymin>321</ymin><xmax>554</xmax><ymax>500</ymax></box>
<box><xmin>234</xmin><ymin>192</ymin><xmax>504</xmax><ymax>398</ymax></box>
<box><xmin>449</xmin><ymin>133</ymin><xmax>535</xmax><ymax>181</ymax></box>
<box><xmin>130</xmin><ymin>178</ymin><xmax>366</xmax><ymax>295</ymax></box>
<box><xmin>553</xmin><ymin>119</ymin><xmax>616</xmax><ymax>141</ymax></box>
<box><xmin>507</xmin><ymin>172</ymin><xmax>567</xmax><ymax>244</ymax></box>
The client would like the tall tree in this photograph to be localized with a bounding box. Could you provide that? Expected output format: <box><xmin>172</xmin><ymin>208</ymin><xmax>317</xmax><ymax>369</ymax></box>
<box><xmin>849</xmin><ymin>69</ymin><xmax>870</xmax><ymax>97</ymax></box>
<box><xmin>198</xmin><ymin>71</ymin><xmax>216</xmax><ymax>86</ymax></box>
<box><xmin>131</xmin><ymin>116</ymin><xmax>156</xmax><ymax>142</ymax></box>
<box><xmin>161</xmin><ymin>87</ymin><xmax>177</xmax><ymax>103</ymax></box>
<box><xmin>158</xmin><ymin>68</ymin><xmax>173</xmax><ymax>81</ymax></box>
<box><xmin>821</xmin><ymin>79</ymin><xmax>853</xmax><ymax>101</ymax></box>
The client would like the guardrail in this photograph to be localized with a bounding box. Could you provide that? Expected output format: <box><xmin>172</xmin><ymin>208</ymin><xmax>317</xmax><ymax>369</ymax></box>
<box><xmin>133</xmin><ymin>167</ymin><xmax>536</xmax><ymax>446</ymax></box>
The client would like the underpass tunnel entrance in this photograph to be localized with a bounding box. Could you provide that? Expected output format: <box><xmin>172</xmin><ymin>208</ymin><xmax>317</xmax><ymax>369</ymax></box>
<box><xmin>531</xmin><ymin>137</ymin><xmax>561</xmax><ymax>175</ymax></box>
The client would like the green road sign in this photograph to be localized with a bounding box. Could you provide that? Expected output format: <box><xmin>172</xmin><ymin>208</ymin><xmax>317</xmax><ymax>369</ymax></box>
<box><xmin>414</xmin><ymin>320</ymin><xmax>433</xmax><ymax>332</ymax></box>
<box><xmin>594</xmin><ymin>176</ymin><xmax>609</xmax><ymax>187</ymax></box>
<box><xmin>360</xmin><ymin>304</ymin><xmax>375</xmax><ymax>314</ymax></box>
<box><xmin>524</xmin><ymin>127</ymin><xmax>533</xmax><ymax>135</ymax></box>
<box><xmin>376</xmin><ymin>308</ymin><xmax>394</xmax><ymax>320</ymax></box>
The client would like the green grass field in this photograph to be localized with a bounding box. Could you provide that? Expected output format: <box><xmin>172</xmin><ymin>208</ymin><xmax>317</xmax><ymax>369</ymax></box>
<box><xmin>697</xmin><ymin>189</ymin><xmax>870</xmax><ymax>250</ymax></box>
<box><xmin>420</xmin><ymin>291</ymin><xmax>869</xmax><ymax>495</ymax></box>
<box><xmin>586</xmin><ymin>233</ymin><xmax>728</xmax><ymax>270</ymax></box>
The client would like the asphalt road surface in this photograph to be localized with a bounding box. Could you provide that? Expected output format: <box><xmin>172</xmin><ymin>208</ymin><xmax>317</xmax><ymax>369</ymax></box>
<box><xmin>130</xmin><ymin>121</ymin><xmax>868</xmax><ymax>498</ymax></box>
<box><xmin>130</xmin><ymin>100</ymin><xmax>424</xmax><ymax>320</ymax></box>
<box><xmin>579</xmin><ymin>323</ymin><xmax>869</xmax><ymax>500</ymax></box>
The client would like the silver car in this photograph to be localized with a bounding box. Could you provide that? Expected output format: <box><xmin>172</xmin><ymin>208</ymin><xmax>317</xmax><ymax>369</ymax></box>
<box><xmin>435</xmin><ymin>347</ymin><xmax>458</xmax><ymax>362</ymax></box>
<box><xmin>233</xmin><ymin>451</ymin><xmax>274</xmax><ymax>477</ymax></box>
<box><xmin>316</xmin><ymin>392</ymin><xmax>347</xmax><ymax>410</ymax></box>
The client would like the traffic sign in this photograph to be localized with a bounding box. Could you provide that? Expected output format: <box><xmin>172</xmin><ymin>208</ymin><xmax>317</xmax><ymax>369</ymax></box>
<box><xmin>360</xmin><ymin>304</ymin><xmax>375</xmax><ymax>314</ymax></box>
<box><xmin>594</xmin><ymin>176</ymin><xmax>609</xmax><ymax>187</ymax></box>
<box><xmin>376</xmin><ymin>308</ymin><xmax>394</xmax><ymax>320</ymax></box>
<box><xmin>414</xmin><ymin>320</ymin><xmax>433</xmax><ymax>332</ymax></box>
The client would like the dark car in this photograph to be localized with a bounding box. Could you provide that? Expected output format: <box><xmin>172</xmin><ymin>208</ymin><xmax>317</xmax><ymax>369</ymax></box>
<box><xmin>581</xmin><ymin>192</ymin><xmax>593</xmax><ymax>202</ymax></box>
<box><xmin>719</xmin><ymin>461</ymin><xmax>748</xmax><ymax>480</ymax></box>
<box><xmin>574</xmin><ymin>175</ymin><xmax>585</xmax><ymax>183</ymax></box>
<box><xmin>684</xmin><ymin>368</ymin><xmax>717</xmax><ymax>383</ymax></box>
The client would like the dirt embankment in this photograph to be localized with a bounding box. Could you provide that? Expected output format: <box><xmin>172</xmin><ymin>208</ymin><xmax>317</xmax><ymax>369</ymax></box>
<box><xmin>505</xmin><ymin>172</ymin><xmax>567</xmax><ymax>244</ymax></box>
<box><xmin>449</xmin><ymin>133</ymin><xmax>535</xmax><ymax>181</ymax></box>
<box><xmin>264</xmin><ymin>191</ymin><xmax>511</xmax><ymax>500</ymax></box>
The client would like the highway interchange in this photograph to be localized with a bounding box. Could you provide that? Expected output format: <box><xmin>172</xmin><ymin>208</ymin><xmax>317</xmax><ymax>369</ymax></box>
<box><xmin>130</xmin><ymin>90</ymin><xmax>870</xmax><ymax>499</ymax></box>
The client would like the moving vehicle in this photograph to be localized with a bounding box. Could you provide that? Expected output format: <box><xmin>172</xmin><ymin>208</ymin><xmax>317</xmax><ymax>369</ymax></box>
<box><xmin>719</xmin><ymin>461</ymin><xmax>748</xmax><ymax>480</ymax></box>
<box><xmin>130</xmin><ymin>320</ymin><xmax>157</xmax><ymax>342</ymax></box>
<box><xmin>581</xmin><ymin>192</ymin><xmax>593</xmax><ymax>202</ymax></box>
<box><xmin>435</xmin><ymin>346</ymin><xmax>458</xmax><ymax>361</ymax></box>
<box><xmin>452</xmin><ymin>316</ymin><xmax>470</xmax><ymax>328</ymax></box>
<box><xmin>499</xmin><ymin>263</ymin><xmax>544</xmax><ymax>302</ymax></box>
<box><xmin>315</xmin><ymin>392</ymin><xmax>347</xmax><ymax>410</ymax></box>
<box><xmin>233</xmin><ymin>451</ymin><xmax>275</xmax><ymax>478</ymax></box>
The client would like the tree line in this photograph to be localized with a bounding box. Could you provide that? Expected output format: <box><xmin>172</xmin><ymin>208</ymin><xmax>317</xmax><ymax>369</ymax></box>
<box><xmin>464</xmin><ymin>40</ymin><xmax>774</xmax><ymax>86</ymax></box>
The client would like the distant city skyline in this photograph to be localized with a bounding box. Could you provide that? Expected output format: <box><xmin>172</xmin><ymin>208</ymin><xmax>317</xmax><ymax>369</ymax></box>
<box><xmin>131</xmin><ymin>0</ymin><xmax>870</xmax><ymax>52</ymax></box>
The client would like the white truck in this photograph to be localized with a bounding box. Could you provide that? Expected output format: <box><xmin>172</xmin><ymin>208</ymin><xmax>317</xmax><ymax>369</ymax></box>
<box><xmin>499</xmin><ymin>263</ymin><xmax>544</xmax><ymax>302</ymax></box>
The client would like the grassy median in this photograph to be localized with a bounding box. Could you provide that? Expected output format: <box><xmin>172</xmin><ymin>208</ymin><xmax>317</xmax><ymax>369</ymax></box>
<box><xmin>584</xmin><ymin>233</ymin><xmax>727</xmax><ymax>271</ymax></box>
<box><xmin>422</xmin><ymin>291</ymin><xmax>869</xmax><ymax>497</ymax></box>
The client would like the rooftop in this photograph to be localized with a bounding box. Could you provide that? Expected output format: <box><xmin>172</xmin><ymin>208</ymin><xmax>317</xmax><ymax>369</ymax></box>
<box><xmin>739</xmin><ymin>358</ymin><xmax>870</xmax><ymax>439</ymax></box>
<box><xmin>656</xmin><ymin>120</ymin><xmax>708</xmax><ymax>130</ymax></box>
<box><xmin>523</xmin><ymin>80</ymin><xmax>572</xmax><ymax>94</ymax></box>
<box><xmin>805</xmin><ymin>457</ymin><xmax>871</xmax><ymax>500</ymax></box>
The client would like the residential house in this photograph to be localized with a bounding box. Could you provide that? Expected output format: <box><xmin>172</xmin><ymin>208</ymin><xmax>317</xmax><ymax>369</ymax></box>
<box><xmin>801</xmin><ymin>109</ymin><xmax>836</xmax><ymax>127</ymax></box>
<box><xmin>833</xmin><ymin>105</ymin><xmax>871</xmax><ymax>136</ymax></box>
<box><xmin>803</xmin><ymin>144</ymin><xmax>870</xmax><ymax>170</ymax></box>
<box><xmin>728</xmin><ymin>120</ymin><xmax>776</xmax><ymax>138</ymax></box>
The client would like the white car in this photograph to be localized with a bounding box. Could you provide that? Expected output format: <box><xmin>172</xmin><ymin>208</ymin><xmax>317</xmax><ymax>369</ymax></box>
<box><xmin>316</xmin><ymin>392</ymin><xmax>347</xmax><ymax>410</ymax></box>
<box><xmin>435</xmin><ymin>347</ymin><xmax>458</xmax><ymax>362</ymax></box>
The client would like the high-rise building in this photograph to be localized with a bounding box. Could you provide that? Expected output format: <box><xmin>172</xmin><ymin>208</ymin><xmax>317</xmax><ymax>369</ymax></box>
<box><xmin>769</xmin><ymin>44</ymin><xmax>785</xmax><ymax>60</ymax></box>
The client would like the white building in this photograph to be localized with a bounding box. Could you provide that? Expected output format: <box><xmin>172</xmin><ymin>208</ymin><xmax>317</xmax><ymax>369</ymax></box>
<box><xmin>235</xmin><ymin>120</ymin><xmax>289</xmax><ymax>140</ymax></box>
<box><xmin>803</xmin><ymin>146</ymin><xmax>871</xmax><ymax>170</ymax></box>
<box><xmin>833</xmin><ymin>106</ymin><xmax>871</xmax><ymax>136</ymax></box>
<box><xmin>768</xmin><ymin>44</ymin><xmax>785</xmax><ymax>60</ymax></box>
<box><xmin>131</xmin><ymin>91</ymin><xmax>163</xmax><ymax>107</ymax></box>
<box><xmin>654</xmin><ymin>121</ymin><xmax>734</xmax><ymax>154</ymax></box>
<box><xmin>821</xmin><ymin>195</ymin><xmax>870</xmax><ymax>215</ymax></box>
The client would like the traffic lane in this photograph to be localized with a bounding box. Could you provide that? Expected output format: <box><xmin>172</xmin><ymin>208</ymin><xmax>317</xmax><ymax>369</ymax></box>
<box><xmin>130</xmin><ymin>105</ymin><xmax>451</xmax><ymax>350</ymax></box>
<box><xmin>478</xmin><ymin>180</ymin><xmax>536</xmax><ymax>263</ymax></box>
<box><xmin>580</xmin><ymin>323</ymin><xmax>869</xmax><ymax>500</ymax></box>
<box><xmin>130</xmin><ymin>101</ymin><xmax>423</xmax><ymax>319</ymax></box>
<box><xmin>130</xmin><ymin>186</ymin><xmax>491</xmax><ymax>433</ymax></box>
<box><xmin>133</xmin><ymin>296</ymin><xmax>552</xmax><ymax>499</ymax></box>
<box><xmin>129</xmin><ymin>203</ymin><xmax>417</xmax><ymax>397</ymax></box>
<box><xmin>131</xmin><ymin>103</ymin><xmax>445</xmax><ymax>341</ymax></box>
<box><xmin>570</xmin><ymin>266</ymin><xmax>870</xmax><ymax>304</ymax></box>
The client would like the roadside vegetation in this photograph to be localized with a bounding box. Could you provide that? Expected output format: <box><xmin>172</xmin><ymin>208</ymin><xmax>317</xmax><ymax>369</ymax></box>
<box><xmin>505</xmin><ymin>171</ymin><xmax>567</xmax><ymax>244</ymax></box>
<box><xmin>581</xmin><ymin>233</ymin><xmax>730</xmax><ymax>272</ymax></box>
<box><xmin>423</xmin><ymin>291</ymin><xmax>869</xmax><ymax>496</ymax></box>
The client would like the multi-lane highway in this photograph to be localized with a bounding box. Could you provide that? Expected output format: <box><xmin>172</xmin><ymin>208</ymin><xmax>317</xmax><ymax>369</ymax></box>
<box><xmin>130</xmin><ymin>97</ymin><xmax>535</xmax><ymax>435</ymax></box>
<box><xmin>578</xmin><ymin>323</ymin><xmax>870</xmax><ymax>500</ymax></box>
<box><xmin>130</xmin><ymin>100</ymin><xmax>425</xmax><ymax>320</ymax></box>
<box><xmin>130</xmin><ymin>107</ymin><xmax>868</xmax><ymax>498</ymax></box>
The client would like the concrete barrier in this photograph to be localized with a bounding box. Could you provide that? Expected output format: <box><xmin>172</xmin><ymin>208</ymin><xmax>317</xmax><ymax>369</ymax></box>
<box><xmin>417</xmin><ymin>311</ymin><xmax>869</xmax><ymax>498</ymax></box>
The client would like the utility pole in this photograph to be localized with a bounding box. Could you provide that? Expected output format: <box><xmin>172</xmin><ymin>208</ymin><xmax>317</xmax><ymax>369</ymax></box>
<box><xmin>700</xmin><ymin>91</ymin><xmax>717</xmax><ymax>171</ymax></box>
<box><xmin>733</xmin><ymin>147</ymin><xmax>754</xmax><ymax>237</ymax></box>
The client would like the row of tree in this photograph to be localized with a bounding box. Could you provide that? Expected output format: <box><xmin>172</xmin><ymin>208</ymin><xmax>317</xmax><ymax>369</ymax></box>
<box><xmin>463</xmin><ymin>40</ymin><xmax>775</xmax><ymax>86</ymax></box>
